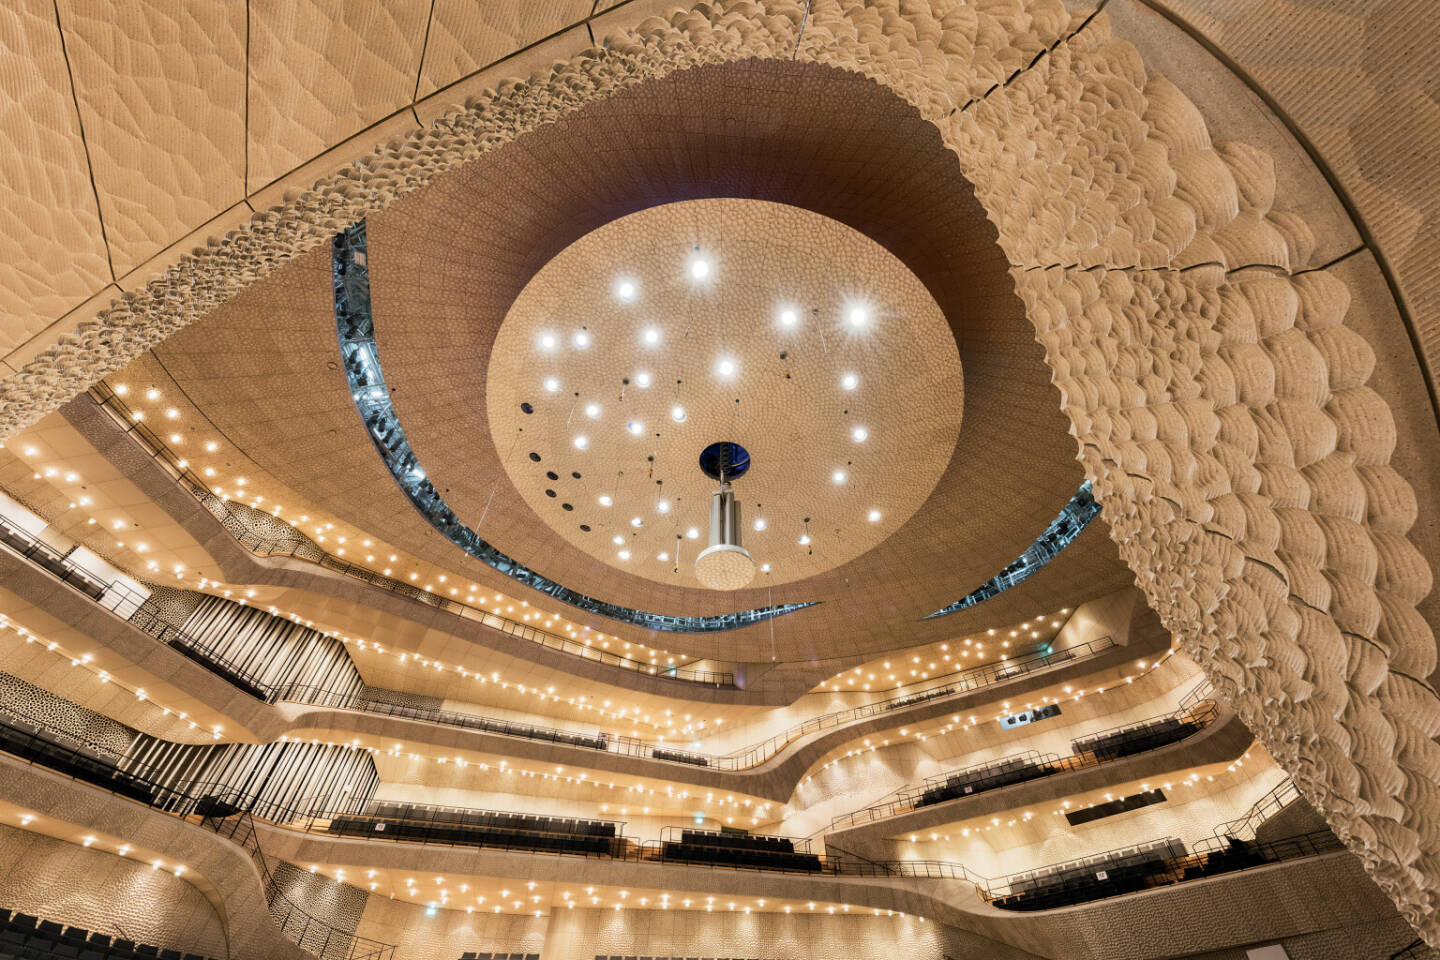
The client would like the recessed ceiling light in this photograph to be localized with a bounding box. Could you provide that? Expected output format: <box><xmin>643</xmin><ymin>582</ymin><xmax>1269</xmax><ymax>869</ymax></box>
<box><xmin>573</xmin><ymin>331</ymin><xmax>591</xmax><ymax>349</ymax></box>
<box><xmin>573</xmin><ymin>435</ymin><xmax>588</xmax><ymax>450</ymax></box>
<box><xmin>847</xmin><ymin>305</ymin><xmax>869</xmax><ymax>328</ymax></box>
<box><xmin>539</xmin><ymin>333</ymin><xmax>557</xmax><ymax>351</ymax></box>
<box><xmin>686</xmin><ymin>527</ymin><xmax>699</xmax><ymax>540</ymax></box>
<box><xmin>798</xmin><ymin>534</ymin><xmax>811</xmax><ymax>546</ymax></box>
<box><xmin>670</xmin><ymin>405</ymin><xmax>687</xmax><ymax>423</ymax></box>
<box><xmin>657</xmin><ymin>500</ymin><xmax>670</xmax><ymax>514</ymax></box>
<box><xmin>635</xmin><ymin>371</ymin><xmax>652</xmax><ymax>388</ymax></box>
<box><xmin>146</xmin><ymin>388</ymin><xmax>160</xmax><ymax>400</ymax></box>
<box><xmin>716</xmin><ymin>357</ymin><xmax>736</xmax><ymax>378</ymax></box>
<box><xmin>630</xmin><ymin>517</ymin><xmax>643</xmax><ymax>528</ymax></box>
<box><xmin>544</xmin><ymin>377</ymin><xmax>560</xmax><ymax>392</ymax></box>
<box><xmin>642</xmin><ymin>328</ymin><xmax>661</xmax><ymax>346</ymax></box>
<box><xmin>618</xmin><ymin>550</ymin><xmax>631</xmax><ymax>560</ymax></box>
<box><xmin>616</xmin><ymin>279</ymin><xmax>637</xmax><ymax>301</ymax></box>
<box><xmin>761</xmin><ymin>563</ymin><xmax>771</xmax><ymax>573</ymax></box>
<box><xmin>840</xmin><ymin>373</ymin><xmax>859</xmax><ymax>391</ymax></box>
<box><xmin>689</xmin><ymin>257</ymin><xmax>711</xmax><ymax>280</ymax></box>
<box><xmin>627</xmin><ymin>420</ymin><xmax>644</xmax><ymax>436</ymax></box>
<box><xmin>868</xmin><ymin>509</ymin><xmax>882</xmax><ymax>523</ymax></box>
<box><xmin>753</xmin><ymin>518</ymin><xmax>766</xmax><ymax>531</ymax></box>
<box><xmin>612</xmin><ymin>535</ymin><xmax>625</xmax><ymax>545</ymax></box>
<box><xmin>779</xmin><ymin>307</ymin><xmax>798</xmax><ymax>328</ymax></box>
<box><xmin>658</xmin><ymin>552</ymin><xmax>669</xmax><ymax>562</ymax></box>
<box><xmin>599</xmin><ymin>495</ymin><xmax>613</xmax><ymax>507</ymax></box>
<box><xmin>585</xmin><ymin>403</ymin><xmax>600</xmax><ymax>418</ymax></box>
<box><xmin>832</xmin><ymin>469</ymin><xmax>847</xmax><ymax>484</ymax></box>
<box><xmin>852</xmin><ymin>426</ymin><xmax>868</xmax><ymax>442</ymax></box>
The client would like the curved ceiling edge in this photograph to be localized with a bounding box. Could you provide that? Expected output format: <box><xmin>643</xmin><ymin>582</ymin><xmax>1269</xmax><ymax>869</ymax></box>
<box><xmin>924</xmin><ymin>482</ymin><xmax>1101</xmax><ymax>620</ymax></box>
<box><xmin>332</xmin><ymin>221</ymin><xmax>818</xmax><ymax>635</ymax></box>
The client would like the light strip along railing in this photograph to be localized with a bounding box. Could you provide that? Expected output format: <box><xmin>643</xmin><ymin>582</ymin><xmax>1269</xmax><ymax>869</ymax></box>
<box><xmin>0</xmin><ymin>503</ymin><xmax>1116</xmax><ymax>767</ymax></box>
<box><xmin>278</xmin><ymin>636</ymin><xmax>1117</xmax><ymax>773</ymax></box>
<box><xmin>0</xmin><ymin>704</ymin><xmax>1341</xmax><ymax>916</ymax></box>
<box><xmin>0</xmin><ymin>512</ymin><xmax>279</xmax><ymax>700</ymax></box>
<box><xmin>86</xmin><ymin>384</ymin><xmax>735</xmax><ymax>688</ymax></box>
<box><xmin>981</xmin><ymin>829</ymin><xmax>1343</xmax><ymax>908</ymax></box>
<box><xmin>829</xmin><ymin>697</ymin><xmax>1220</xmax><ymax>830</ymax></box>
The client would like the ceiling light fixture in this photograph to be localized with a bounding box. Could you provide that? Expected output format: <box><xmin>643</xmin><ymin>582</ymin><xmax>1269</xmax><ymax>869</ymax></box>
<box><xmin>778</xmin><ymin>307</ymin><xmax>799</xmax><ymax>328</ymax></box>
<box><xmin>627</xmin><ymin>420</ymin><xmax>644</xmax><ymax>436</ymax></box>
<box><xmin>599</xmin><ymin>495</ymin><xmax>613</xmax><ymax>507</ymax></box>
<box><xmin>573</xmin><ymin>435</ymin><xmax>588</xmax><ymax>450</ymax></box>
<box><xmin>847</xmin><ymin>305</ymin><xmax>869</xmax><ymax>328</ymax></box>
<box><xmin>671</xmin><ymin>405</ymin><xmax>687</xmax><ymax>423</ymax></box>
<box><xmin>689</xmin><ymin>256</ymin><xmax>711</xmax><ymax>280</ymax></box>
<box><xmin>544</xmin><ymin>377</ymin><xmax>560</xmax><ymax>392</ymax></box>
<box><xmin>539</xmin><ymin>333</ymin><xmax>557</xmax><ymax>351</ymax></box>
<box><xmin>851</xmin><ymin>426</ymin><xmax>868</xmax><ymax>442</ymax></box>
<box><xmin>753</xmin><ymin>518</ymin><xmax>766</xmax><ymax>531</ymax></box>
<box><xmin>716</xmin><ymin>358</ymin><xmax>736</xmax><ymax>378</ymax></box>
<box><xmin>833</xmin><ymin>469</ymin><xmax>847</xmax><ymax>485</ymax></box>
<box><xmin>868</xmin><ymin>509</ymin><xmax>882</xmax><ymax>523</ymax></box>
<box><xmin>635</xmin><ymin>371</ymin><xmax>652</xmax><ymax>388</ymax></box>
<box><xmin>573</xmin><ymin>331</ymin><xmax>590</xmax><ymax>349</ymax></box>
<box><xmin>657</xmin><ymin>500</ymin><xmax>670</xmax><ymax>514</ymax></box>
<box><xmin>840</xmin><ymin>373</ymin><xmax>859</xmax><ymax>391</ymax></box>
<box><xmin>585</xmin><ymin>403</ymin><xmax>600</xmax><ymax>418</ymax></box>
<box><xmin>616</xmin><ymin>279</ymin><xmax>637</xmax><ymax>301</ymax></box>
<box><xmin>642</xmin><ymin>328</ymin><xmax>660</xmax><ymax>346</ymax></box>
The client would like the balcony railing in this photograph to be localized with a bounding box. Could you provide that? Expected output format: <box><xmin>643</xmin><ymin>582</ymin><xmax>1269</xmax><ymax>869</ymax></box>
<box><xmin>830</xmin><ymin>698</ymin><xmax>1221</xmax><ymax>830</ymax></box>
<box><xmin>277</xmin><ymin>636</ymin><xmax>1117</xmax><ymax>773</ymax></box>
<box><xmin>87</xmin><ymin>384</ymin><xmax>736</xmax><ymax>688</ymax></box>
<box><xmin>0</xmin><ymin>705</ymin><xmax>1344</xmax><ymax>918</ymax></box>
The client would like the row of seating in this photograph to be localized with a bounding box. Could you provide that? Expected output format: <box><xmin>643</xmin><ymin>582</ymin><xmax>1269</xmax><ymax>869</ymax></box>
<box><xmin>363</xmin><ymin>801</ymin><xmax>616</xmax><ymax>837</ymax></box>
<box><xmin>1071</xmin><ymin>715</ymin><xmax>1202</xmax><ymax>762</ymax></box>
<box><xmin>459</xmin><ymin>952</ymin><xmax>538</xmax><ymax>960</ymax></box>
<box><xmin>327</xmin><ymin>815</ymin><xmax>619</xmax><ymax>856</ymax></box>
<box><xmin>914</xmin><ymin>753</ymin><xmax>1055</xmax><ymax>808</ymax></box>
<box><xmin>0</xmin><ymin>909</ymin><xmax>215</xmax><ymax>960</ymax></box>
<box><xmin>660</xmin><ymin>842</ymin><xmax>822</xmax><ymax>873</ymax></box>
<box><xmin>594</xmin><ymin>957</ymin><xmax>771</xmax><ymax>960</ymax></box>
<box><xmin>677</xmin><ymin>830</ymin><xmax>795</xmax><ymax>853</ymax></box>
<box><xmin>650</xmin><ymin>748</ymin><xmax>710</xmax><ymax>767</ymax></box>
<box><xmin>992</xmin><ymin>836</ymin><xmax>1295</xmax><ymax>912</ymax></box>
<box><xmin>0</xmin><ymin>715</ymin><xmax>155</xmax><ymax>806</ymax></box>
<box><xmin>993</xmin><ymin>839</ymin><xmax>1188</xmax><ymax>911</ymax></box>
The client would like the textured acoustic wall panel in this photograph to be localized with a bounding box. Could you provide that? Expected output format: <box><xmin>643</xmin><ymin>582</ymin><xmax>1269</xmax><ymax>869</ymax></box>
<box><xmin>419</xmin><ymin>0</ymin><xmax>593</xmax><ymax>97</ymax></box>
<box><xmin>55</xmin><ymin>0</ymin><xmax>246</xmax><ymax>277</ymax></box>
<box><xmin>1150</xmin><ymin>0</ymin><xmax>1440</xmax><ymax>424</ymax></box>
<box><xmin>0</xmin><ymin>0</ymin><xmax>1433</xmax><ymax>944</ymax></box>
<box><xmin>246</xmin><ymin>0</ymin><xmax>429</xmax><ymax>191</ymax></box>
<box><xmin>0</xmin><ymin>0</ymin><xmax>112</xmax><ymax>353</ymax></box>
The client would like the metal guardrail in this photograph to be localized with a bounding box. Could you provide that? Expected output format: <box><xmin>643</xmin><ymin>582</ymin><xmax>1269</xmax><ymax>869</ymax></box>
<box><xmin>203</xmin><ymin>812</ymin><xmax>395</xmax><ymax>960</ymax></box>
<box><xmin>1391</xmin><ymin>939</ymin><xmax>1436</xmax><ymax>960</ymax></box>
<box><xmin>279</xmin><ymin>636</ymin><xmax>1118</xmax><ymax>773</ymax></box>
<box><xmin>0</xmin><ymin>703</ymin><xmax>1346</xmax><ymax>920</ymax></box>
<box><xmin>0</xmin><ymin>712</ymin><xmax>394</xmax><ymax>960</ymax></box>
<box><xmin>1</xmin><ymin>503</ymin><xmax>1123</xmax><ymax>775</ymax></box>
<box><xmin>86</xmin><ymin>383</ymin><xmax>736</xmax><ymax>688</ymax></box>
<box><xmin>829</xmin><ymin>698</ymin><xmax>1220</xmax><ymax>830</ymax></box>
<box><xmin>0</xmin><ymin>512</ymin><xmax>280</xmax><ymax>701</ymax></box>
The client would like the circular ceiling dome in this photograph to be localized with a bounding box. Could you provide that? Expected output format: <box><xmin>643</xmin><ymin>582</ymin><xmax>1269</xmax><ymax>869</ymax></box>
<box><xmin>486</xmin><ymin>198</ymin><xmax>963</xmax><ymax>588</ymax></box>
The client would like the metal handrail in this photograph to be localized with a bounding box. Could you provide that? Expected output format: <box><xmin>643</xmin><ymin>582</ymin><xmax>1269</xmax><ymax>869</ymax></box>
<box><xmin>0</xmin><ymin>705</ymin><xmax>1342</xmax><ymax>919</ymax></box>
<box><xmin>1391</xmin><ymin>939</ymin><xmax>1434</xmax><ymax>960</ymax></box>
<box><xmin>984</xmin><ymin>829</ymin><xmax>1344</xmax><ymax>907</ymax></box>
<box><xmin>829</xmin><ymin>699</ymin><xmax>1220</xmax><ymax>829</ymax></box>
<box><xmin>0</xmin><ymin>509</ymin><xmax>281</xmax><ymax>701</ymax></box>
<box><xmin>277</xmin><ymin>637</ymin><xmax>1118</xmax><ymax>773</ymax></box>
<box><xmin>1210</xmin><ymin>778</ymin><xmax>1302</xmax><ymax>844</ymax></box>
<box><xmin>87</xmin><ymin>384</ymin><xmax>736</xmax><ymax>688</ymax></box>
